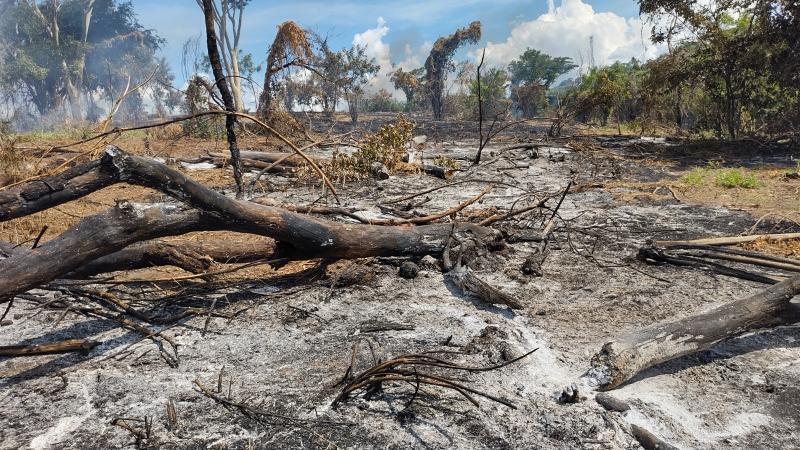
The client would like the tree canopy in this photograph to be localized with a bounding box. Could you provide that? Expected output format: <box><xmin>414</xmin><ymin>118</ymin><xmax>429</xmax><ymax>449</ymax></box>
<box><xmin>508</xmin><ymin>48</ymin><xmax>576</xmax><ymax>88</ymax></box>
<box><xmin>0</xmin><ymin>0</ymin><xmax>169</xmax><ymax>123</ymax></box>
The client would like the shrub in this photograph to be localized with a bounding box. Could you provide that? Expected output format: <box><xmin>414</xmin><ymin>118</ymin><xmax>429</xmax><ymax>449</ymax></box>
<box><xmin>681</xmin><ymin>167</ymin><xmax>708</xmax><ymax>186</ymax></box>
<box><xmin>316</xmin><ymin>115</ymin><xmax>415</xmax><ymax>182</ymax></box>
<box><xmin>715</xmin><ymin>169</ymin><xmax>759</xmax><ymax>188</ymax></box>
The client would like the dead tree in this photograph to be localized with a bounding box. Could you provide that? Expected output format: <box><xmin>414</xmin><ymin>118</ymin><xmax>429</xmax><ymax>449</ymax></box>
<box><xmin>586</xmin><ymin>272</ymin><xmax>800</xmax><ymax>390</ymax></box>
<box><xmin>257</xmin><ymin>21</ymin><xmax>313</xmax><ymax>115</ymax></box>
<box><xmin>424</xmin><ymin>21</ymin><xmax>481</xmax><ymax>120</ymax></box>
<box><xmin>0</xmin><ymin>147</ymin><xmax>497</xmax><ymax>300</ymax></box>
<box><xmin>201</xmin><ymin>0</ymin><xmax>244</xmax><ymax>196</ymax></box>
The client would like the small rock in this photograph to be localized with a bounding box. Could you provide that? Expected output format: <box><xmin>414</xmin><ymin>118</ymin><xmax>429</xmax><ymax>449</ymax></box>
<box><xmin>0</xmin><ymin>320</ymin><xmax>12</xmax><ymax>326</ymax></box>
<box><xmin>418</xmin><ymin>255</ymin><xmax>441</xmax><ymax>271</ymax></box>
<box><xmin>371</xmin><ymin>162</ymin><xmax>390</xmax><ymax>180</ymax></box>
<box><xmin>398</xmin><ymin>261</ymin><xmax>419</xmax><ymax>279</ymax></box>
<box><xmin>557</xmin><ymin>384</ymin><xmax>583</xmax><ymax>404</ymax></box>
<box><xmin>412</xmin><ymin>135</ymin><xmax>427</xmax><ymax>146</ymax></box>
<box><xmin>595</xmin><ymin>392</ymin><xmax>630</xmax><ymax>412</ymax></box>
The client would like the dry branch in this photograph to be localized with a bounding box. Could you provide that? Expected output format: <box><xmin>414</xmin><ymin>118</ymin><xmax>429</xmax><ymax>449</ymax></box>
<box><xmin>68</xmin><ymin>238</ymin><xmax>277</xmax><ymax>277</ymax></box>
<box><xmin>0</xmin><ymin>338</ymin><xmax>99</xmax><ymax>357</ymax></box>
<box><xmin>655</xmin><ymin>233</ymin><xmax>800</xmax><ymax>248</ymax></box>
<box><xmin>0</xmin><ymin>155</ymin><xmax>117</xmax><ymax>221</ymax></box>
<box><xmin>210</xmin><ymin>150</ymin><xmax>323</xmax><ymax>167</ymax></box>
<box><xmin>332</xmin><ymin>346</ymin><xmax>536</xmax><ymax>409</ymax></box>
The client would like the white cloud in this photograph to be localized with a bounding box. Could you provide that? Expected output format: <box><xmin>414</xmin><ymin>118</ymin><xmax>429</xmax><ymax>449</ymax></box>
<box><xmin>352</xmin><ymin>18</ymin><xmax>428</xmax><ymax>99</ymax></box>
<box><xmin>480</xmin><ymin>0</ymin><xmax>665</xmax><ymax>72</ymax></box>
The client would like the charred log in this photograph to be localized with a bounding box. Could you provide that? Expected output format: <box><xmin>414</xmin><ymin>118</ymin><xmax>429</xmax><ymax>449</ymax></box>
<box><xmin>585</xmin><ymin>273</ymin><xmax>800</xmax><ymax>390</ymax></box>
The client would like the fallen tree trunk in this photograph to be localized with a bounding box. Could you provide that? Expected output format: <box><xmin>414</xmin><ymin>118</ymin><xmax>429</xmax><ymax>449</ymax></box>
<box><xmin>585</xmin><ymin>273</ymin><xmax>800</xmax><ymax>390</ymax></box>
<box><xmin>107</xmin><ymin>146</ymin><xmax>495</xmax><ymax>258</ymax></box>
<box><xmin>68</xmin><ymin>237</ymin><xmax>277</xmax><ymax>277</ymax></box>
<box><xmin>0</xmin><ymin>147</ymin><xmax>496</xmax><ymax>299</ymax></box>
<box><xmin>0</xmin><ymin>204</ymin><xmax>228</xmax><ymax>299</ymax></box>
<box><xmin>0</xmin><ymin>156</ymin><xmax>118</xmax><ymax>221</ymax></box>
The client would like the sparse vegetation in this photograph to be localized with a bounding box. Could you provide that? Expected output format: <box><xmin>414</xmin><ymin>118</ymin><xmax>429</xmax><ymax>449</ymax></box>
<box><xmin>319</xmin><ymin>115</ymin><xmax>414</xmax><ymax>182</ymax></box>
<box><xmin>681</xmin><ymin>166</ymin><xmax>709</xmax><ymax>186</ymax></box>
<box><xmin>433</xmin><ymin>155</ymin><xmax>458</xmax><ymax>170</ymax></box>
<box><xmin>715</xmin><ymin>169</ymin><xmax>759</xmax><ymax>189</ymax></box>
<box><xmin>681</xmin><ymin>163</ymin><xmax>760</xmax><ymax>189</ymax></box>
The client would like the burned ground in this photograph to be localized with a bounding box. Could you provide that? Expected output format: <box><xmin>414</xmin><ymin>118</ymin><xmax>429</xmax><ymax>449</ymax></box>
<box><xmin>1</xmin><ymin>122</ymin><xmax>799</xmax><ymax>449</ymax></box>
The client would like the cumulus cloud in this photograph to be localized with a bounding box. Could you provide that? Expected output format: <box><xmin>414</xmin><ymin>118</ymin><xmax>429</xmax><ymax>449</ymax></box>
<box><xmin>352</xmin><ymin>18</ymin><xmax>429</xmax><ymax>99</ymax></box>
<box><xmin>481</xmin><ymin>0</ymin><xmax>665</xmax><ymax>72</ymax></box>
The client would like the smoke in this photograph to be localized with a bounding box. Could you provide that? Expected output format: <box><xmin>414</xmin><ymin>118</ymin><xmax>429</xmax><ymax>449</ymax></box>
<box><xmin>352</xmin><ymin>1</ymin><xmax>666</xmax><ymax>101</ymax></box>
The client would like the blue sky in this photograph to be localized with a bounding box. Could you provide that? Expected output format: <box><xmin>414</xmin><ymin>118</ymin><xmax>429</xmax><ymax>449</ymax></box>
<box><xmin>133</xmin><ymin>0</ymin><xmax>656</xmax><ymax>95</ymax></box>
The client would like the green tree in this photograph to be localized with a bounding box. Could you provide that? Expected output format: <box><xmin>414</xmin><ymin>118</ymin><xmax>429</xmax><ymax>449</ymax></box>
<box><xmin>638</xmin><ymin>0</ymin><xmax>799</xmax><ymax>138</ymax></box>
<box><xmin>508</xmin><ymin>48</ymin><xmax>575</xmax><ymax>118</ymax></box>
<box><xmin>0</xmin><ymin>0</ymin><xmax>165</xmax><ymax>121</ymax></box>
<box><xmin>468</xmin><ymin>67</ymin><xmax>510</xmax><ymax>120</ymax></box>
<box><xmin>339</xmin><ymin>45</ymin><xmax>379</xmax><ymax>124</ymax></box>
<box><xmin>508</xmin><ymin>48</ymin><xmax>576</xmax><ymax>88</ymax></box>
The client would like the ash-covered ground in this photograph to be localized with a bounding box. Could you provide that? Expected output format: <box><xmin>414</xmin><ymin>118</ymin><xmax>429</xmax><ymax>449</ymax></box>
<box><xmin>2</xmin><ymin>134</ymin><xmax>799</xmax><ymax>449</ymax></box>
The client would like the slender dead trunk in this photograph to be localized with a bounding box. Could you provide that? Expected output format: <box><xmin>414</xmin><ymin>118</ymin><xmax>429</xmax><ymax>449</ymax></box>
<box><xmin>201</xmin><ymin>0</ymin><xmax>244</xmax><ymax>196</ymax></box>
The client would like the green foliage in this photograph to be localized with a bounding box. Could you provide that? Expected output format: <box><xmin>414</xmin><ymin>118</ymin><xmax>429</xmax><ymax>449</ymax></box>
<box><xmin>635</xmin><ymin>0</ymin><xmax>799</xmax><ymax>138</ymax></box>
<box><xmin>681</xmin><ymin>166</ymin><xmax>708</xmax><ymax>186</ymax></box>
<box><xmin>468</xmin><ymin>68</ymin><xmax>510</xmax><ymax>120</ymax></box>
<box><xmin>508</xmin><ymin>48</ymin><xmax>576</xmax><ymax>88</ymax></box>
<box><xmin>715</xmin><ymin>170</ymin><xmax>759</xmax><ymax>188</ymax></box>
<box><xmin>0</xmin><ymin>0</ymin><xmax>168</xmax><ymax>121</ymax></box>
<box><xmin>362</xmin><ymin>89</ymin><xmax>405</xmax><ymax>113</ymax></box>
<box><xmin>324</xmin><ymin>116</ymin><xmax>414</xmax><ymax>181</ymax></box>
<box><xmin>340</xmin><ymin>45</ymin><xmax>380</xmax><ymax>123</ymax></box>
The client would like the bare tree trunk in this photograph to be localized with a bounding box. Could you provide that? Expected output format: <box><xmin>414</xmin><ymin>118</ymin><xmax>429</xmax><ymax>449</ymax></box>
<box><xmin>0</xmin><ymin>156</ymin><xmax>118</xmax><ymax>221</ymax></box>
<box><xmin>0</xmin><ymin>147</ymin><xmax>496</xmax><ymax>299</ymax></box>
<box><xmin>201</xmin><ymin>0</ymin><xmax>244</xmax><ymax>196</ymax></box>
<box><xmin>586</xmin><ymin>274</ymin><xmax>800</xmax><ymax>390</ymax></box>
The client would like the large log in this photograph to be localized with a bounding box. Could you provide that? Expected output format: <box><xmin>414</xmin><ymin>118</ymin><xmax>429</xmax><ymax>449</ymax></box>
<box><xmin>0</xmin><ymin>156</ymin><xmax>118</xmax><ymax>221</ymax></box>
<box><xmin>106</xmin><ymin>146</ymin><xmax>495</xmax><ymax>258</ymax></box>
<box><xmin>0</xmin><ymin>204</ymin><xmax>226</xmax><ymax>299</ymax></box>
<box><xmin>585</xmin><ymin>273</ymin><xmax>800</xmax><ymax>390</ymax></box>
<box><xmin>0</xmin><ymin>147</ymin><xmax>496</xmax><ymax>299</ymax></box>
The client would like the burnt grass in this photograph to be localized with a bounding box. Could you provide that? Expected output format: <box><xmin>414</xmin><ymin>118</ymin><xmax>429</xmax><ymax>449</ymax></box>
<box><xmin>1</xmin><ymin>123</ymin><xmax>799</xmax><ymax>449</ymax></box>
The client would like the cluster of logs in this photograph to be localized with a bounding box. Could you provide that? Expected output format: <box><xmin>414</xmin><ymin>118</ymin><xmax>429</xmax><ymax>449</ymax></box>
<box><xmin>0</xmin><ymin>145</ymin><xmax>496</xmax><ymax>305</ymax></box>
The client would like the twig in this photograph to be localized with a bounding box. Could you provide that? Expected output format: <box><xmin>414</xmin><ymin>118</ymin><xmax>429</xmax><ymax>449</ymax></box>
<box><xmin>0</xmin><ymin>338</ymin><xmax>99</xmax><ymax>357</ymax></box>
